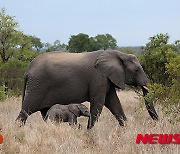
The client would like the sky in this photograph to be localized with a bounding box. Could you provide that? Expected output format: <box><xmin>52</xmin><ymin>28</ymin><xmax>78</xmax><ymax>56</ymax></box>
<box><xmin>0</xmin><ymin>0</ymin><xmax>180</xmax><ymax>46</ymax></box>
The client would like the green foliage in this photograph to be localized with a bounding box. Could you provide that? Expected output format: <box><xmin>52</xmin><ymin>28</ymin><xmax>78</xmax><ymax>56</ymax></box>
<box><xmin>0</xmin><ymin>58</ymin><xmax>28</xmax><ymax>95</ymax></box>
<box><xmin>118</xmin><ymin>48</ymin><xmax>135</xmax><ymax>54</ymax></box>
<box><xmin>141</xmin><ymin>33</ymin><xmax>180</xmax><ymax>123</ymax></box>
<box><xmin>145</xmin><ymin>33</ymin><xmax>169</xmax><ymax>51</ymax></box>
<box><xmin>29</xmin><ymin>35</ymin><xmax>43</xmax><ymax>51</ymax></box>
<box><xmin>67</xmin><ymin>33</ymin><xmax>97</xmax><ymax>52</ymax></box>
<box><xmin>141</xmin><ymin>33</ymin><xmax>177</xmax><ymax>85</ymax></box>
<box><xmin>174</xmin><ymin>40</ymin><xmax>180</xmax><ymax>53</ymax></box>
<box><xmin>94</xmin><ymin>34</ymin><xmax>117</xmax><ymax>50</ymax></box>
<box><xmin>146</xmin><ymin>79</ymin><xmax>180</xmax><ymax>123</ymax></box>
<box><xmin>44</xmin><ymin>40</ymin><xmax>67</xmax><ymax>52</ymax></box>
<box><xmin>67</xmin><ymin>33</ymin><xmax>117</xmax><ymax>53</ymax></box>
<box><xmin>117</xmin><ymin>46</ymin><xmax>143</xmax><ymax>55</ymax></box>
<box><xmin>166</xmin><ymin>56</ymin><xmax>180</xmax><ymax>79</ymax></box>
<box><xmin>0</xmin><ymin>85</ymin><xmax>6</xmax><ymax>101</ymax></box>
<box><xmin>0</xmin><ymin>8</ymin><xmax>40</xmax><ymax>97</ymax></box>
<box><xmin>0</xmin><ymin>8</ymin><xmax>20</xmax><ymax>63</ymax></box>
<box><xmin>165</xmin><ymin>56</ymin><xmax>180</xmax><ymax>117</ymax></box>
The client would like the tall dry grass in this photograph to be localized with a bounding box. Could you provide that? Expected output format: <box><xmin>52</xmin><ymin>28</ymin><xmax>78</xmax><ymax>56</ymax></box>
<box><xmin>0</xmin><ymin>91</ymin><xmax>179</xmax><ymax>154</ymax></box>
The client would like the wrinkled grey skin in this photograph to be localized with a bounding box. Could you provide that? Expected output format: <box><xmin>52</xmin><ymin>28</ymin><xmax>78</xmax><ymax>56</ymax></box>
<box><xmin>45</xmin><ymin>104</ymin><xmax>90</xmax><ymax>125</ymax></box>
<box><xmin>16</xmin><ymin>50</ymin><xmax>158</xmax><ymax>129</ymax></box>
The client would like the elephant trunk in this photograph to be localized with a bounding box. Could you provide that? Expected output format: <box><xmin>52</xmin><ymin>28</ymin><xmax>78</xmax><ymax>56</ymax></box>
<box><xmin>86</xmin><ymin>112</ymin><xmax>91</xmax><ymax>117</ymax></box>
<box><xmin>142</xmin><ymin>86</ymin><xmax>158</xmax><ymax>120</ymax></box>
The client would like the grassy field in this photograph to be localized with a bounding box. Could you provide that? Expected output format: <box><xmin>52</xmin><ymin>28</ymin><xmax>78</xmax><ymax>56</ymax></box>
<box><xmin>0</xmin><ymin>91</ymin><xmax>179</xmax><ymax>154</ymax></box>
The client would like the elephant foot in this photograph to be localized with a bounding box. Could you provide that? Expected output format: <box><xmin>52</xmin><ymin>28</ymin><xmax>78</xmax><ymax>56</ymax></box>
<box><xmin>122</xmin><ymin>115</ymin><xmax>127</xmax><ymax>121</ymax></box>
<box><xmin>16</xmin><ymin>110</ymin><xmax>29</xmax><ymax>126</ymax></box>
<box><xmin>118</xmin><ymin>116</ymin><xmax>127</xmax><ymax>126</ymax></box>
<box><xmin>87</xmin><ymin>121</ymin><xmax>94</xmax><ymax>130</ymax></box>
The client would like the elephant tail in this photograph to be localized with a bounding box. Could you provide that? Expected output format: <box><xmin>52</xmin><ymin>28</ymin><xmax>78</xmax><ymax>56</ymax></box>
<box><xmin>22</xmin><ymin>74</ymin><xmax>28</xmax><ymax>103</ymax></box>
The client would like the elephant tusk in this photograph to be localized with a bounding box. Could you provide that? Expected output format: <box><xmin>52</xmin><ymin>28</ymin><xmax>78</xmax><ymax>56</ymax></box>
<box><xmin>142</xmin><ymin>86</ymin><xmax>149</xmax><ymax>91</ymax></box>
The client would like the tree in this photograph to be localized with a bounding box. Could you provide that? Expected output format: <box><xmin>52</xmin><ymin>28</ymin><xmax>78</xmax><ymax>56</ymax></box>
<box><xmin>67</xmin><ymin>33</ymin><xmax>97</xmax><ymax>52</ymax></box>
<box><xmin>0</xmin><ymin>58</ymin><xmax>28</xmax><ymax>95</ymax></box>
<box><xmin>174</xmin><ymin>40</ymin><xmax>180</xmax><ymax>53</ymax></box>
<box><xmin>44</xmin><ymin>40</ymin><xmax>67</xmax><ymax>52</ymax></box>
<box><xmin>67</xmin><ymin>33</ymin><xmax>117</xmax><ymax>53</ymax></box>
<box><xmin>0</xmin><ymin>8</ymin><xmax>40</xmax><ymax>96</ymax></box>
<box><xmin>95</xmin><ymin>34</ymin><xmax>117</xmax><ymax>50</ymax></box>
<box><xmin>141</xmin><ymin>33</ymin><xmax>177</xmax><ymax>85</ymax></box>
<box><xmin>145</xmin><ymin>33</ymin><xmax>169</xmax><ymax>51</ymax></box>
<box><xmin>29</xmin><ymin>35</ymin><xmax>43</xmax><ymax>51</ymax></box>
<box><xmin>140</xmin><ymin>33</ymin><xmax>180</xmax><ymax>123</ymax></box>
<box><xmin>0</xmin><ymin>8</ymin><xmax>20</xmax><ymax>63</ymax></box>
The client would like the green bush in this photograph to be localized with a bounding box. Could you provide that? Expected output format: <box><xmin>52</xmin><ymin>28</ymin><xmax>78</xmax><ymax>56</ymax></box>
<box><xmin>0</xmin><ymin>85</ymin><xmax>6</xmax><ymax>101</ymax></box>
<box><xmin>141</xmin><ymin>44</ymin><xmax>177</xmax><ymax>85</ymax></box>
<box><xmin>0</xmin><ymin>8</ymin><xmax>41</xmax><ymax>98</ymax></box>
<box><xmin>0</xmin><ymin>58</ymin><xmax>28</xmax><ymax>95</ymax></box>
<box><xmin>141</xmin><ymin>34</ymin><xmax>180</xmax><ymax>123</ymax></box>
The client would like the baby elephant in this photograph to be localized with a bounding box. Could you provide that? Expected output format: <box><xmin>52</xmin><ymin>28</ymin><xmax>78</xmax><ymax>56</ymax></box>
<box><xmin>45</xmin><ymin>104</ymin><xmax>90</xmax><ymax>125</ymax></box>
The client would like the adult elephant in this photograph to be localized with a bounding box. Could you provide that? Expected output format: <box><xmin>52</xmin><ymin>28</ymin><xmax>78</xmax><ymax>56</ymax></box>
<box><xmin>16</xmin><ymin>50</ymin><xmax>158</xmax><ymax>129</ymax></box>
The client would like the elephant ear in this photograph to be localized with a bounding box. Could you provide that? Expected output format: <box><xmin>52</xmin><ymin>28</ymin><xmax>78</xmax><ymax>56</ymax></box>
<box><xmin>95</xmin><ymin>51</ymin><xmax>125</xmax><ymax>89</ymax></box>
<box><xmin>68</xmin><ymin>104</ymin><xmax>80</xmax><ymax>117</ymax></box>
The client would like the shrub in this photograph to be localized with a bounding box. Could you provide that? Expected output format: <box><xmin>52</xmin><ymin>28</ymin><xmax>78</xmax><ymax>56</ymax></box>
<box><xmin>0</xmin><ymin>85</ymin><xmax>6</xmax><ymax>101</ymax></box>
<box><xmin>141</xmin><ymin>34</ymin><xmax>180</xmax><ymax>123</ymax></box>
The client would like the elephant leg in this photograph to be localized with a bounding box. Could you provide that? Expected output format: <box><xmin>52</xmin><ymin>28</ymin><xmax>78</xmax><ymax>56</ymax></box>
<box><xmin>68</xmin><ymin>115</ymin><xmax>77</xmax><ymax>125</ymax></box>
<box><xmin>16</xmin><ymin>109</ymin><xmax>31</xmax><ymax>126</ymax></box>
<box><xmin>105</xmin><ymin>88</ymin><xmax>127</xmax><ymax>126</ymax></box>
<box><xmin>87</xmin><ymin>96</ymin><xmax>105</xmax><ymax>129</ymax></box>
<box><xmin>87</xmin><ymin>78</ymin><xmax>108</xmax><ymax>129</ymax></box>
<box><xmin>16</xmin><ymin>90</ymin><xmax>47</xmax><ymax>125</ymax></box>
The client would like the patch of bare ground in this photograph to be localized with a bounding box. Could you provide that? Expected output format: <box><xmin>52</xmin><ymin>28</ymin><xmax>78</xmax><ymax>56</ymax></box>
<box><xmin>0</xmin><ymin>91</ymin><xmax>179</xmax><ymax>154</ymax></box>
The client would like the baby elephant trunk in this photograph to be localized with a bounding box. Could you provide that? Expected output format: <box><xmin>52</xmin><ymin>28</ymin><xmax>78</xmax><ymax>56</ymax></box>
<box><xmin>81</xmin><ymin>108</ymin><xmax>91</xmax><ymax>129</ymax></box>
<box><xmin>78</xmin><ymin>104</ymin><xmax>91</xmax><ymax>117</ymax></box>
